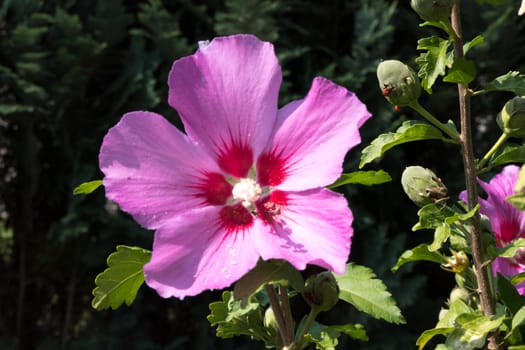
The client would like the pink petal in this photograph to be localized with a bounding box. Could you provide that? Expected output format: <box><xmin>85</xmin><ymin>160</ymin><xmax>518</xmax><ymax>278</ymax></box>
<box><xmin>254</xmin><ymin>188</ymin><xmax>353</xmax><ymax>274</ymax></box>
<box><xmin>99</xmin><ymin>111</ymin><xmax>223</xmax><ymax>229</ymax></box>
<box><xmin>168</xmin><ymin>34</ymin><xmax>282</xmax><ymax>177</ymax></box>
<box><xmin>257</xmin><ymin>77</ymin><xmax>371</xmax><ymax>190</ymax></box>
<box><xmin>143</xmin><ymin>206</ymin><xmax>259</xmax><ymax>299</ymax></box>
<box><xmin>492</xmin><ymin>257</ymin><xmax>525</xmax><ymax>295</ymax></box>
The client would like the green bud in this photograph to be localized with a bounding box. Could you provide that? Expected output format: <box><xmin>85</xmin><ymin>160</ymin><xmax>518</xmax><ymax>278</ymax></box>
<box><xmin>441</xmin><ymin>249</ymin><xmax>469</xmax><ymax>273</ymax></box>
<box><xmin>496</xmin><ymin>96</ymin><xmax>525</xmax><ymax>138</ymax></box>
<box><xmin>302</xmin><ymin>272</ymin><xmax>339</xmax><ymax>312</ymax></box>
<box><xmin>377</xmin><ymin>60</ymin><xmax>421</xmax><ymax>109</ymax></box>
<box><xmin>410</xmin><ymin>0</ymin><xmax>453</xmax><ymax>22</ymax></box>
<box><xmin>455</xmin><ymin>267</ymin><xmax>478</xmax><ymax>291</ymax></box>
<box><xmin>449</xmin><ymin>287</ymin><xmax>470</xmax><ymax>304</ymax></box>
<box><xmin>401</xmin><ymin>166</ymin><xmax>448</xmax><ymax>207</ymax></box>
<box><xmin>263</xmin><ymin>307</ymin><xmax>282</xmax><ymax>347</ymax></box>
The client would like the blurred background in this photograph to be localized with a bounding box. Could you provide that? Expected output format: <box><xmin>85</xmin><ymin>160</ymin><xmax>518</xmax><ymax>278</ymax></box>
<box><xmin>1</xmin><ymin>0</ymin><xmax>524</xmax><ymax>349</ymax></box>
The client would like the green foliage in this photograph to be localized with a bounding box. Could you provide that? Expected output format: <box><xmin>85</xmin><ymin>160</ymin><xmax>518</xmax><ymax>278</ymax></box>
<box><xmin>92</xmin><ymin>245</ymin><xmax>151</xmax><ymax>310</ymax></box>
<box><xmin>443</xmin><ymin>58</ymin><xmax>477</xmax><ymax>84</ymax></box>
<box><xmin>484</xmin><ymin>71</ymin><xmax>525</xmax><ymax>95</ymax></box>
<box><xmin>392</xmin><ymin>244</ymin><xmax>447</xmax><ymax>272</ymax></box>
<box><xmin>328</xmin><ymin>170</ymin><xmax>392</xmax><ymax>188</ymax></box>
<box><xmin>233</xmin><ymin>259</ymin><xmax>304</xmax><ymax>300</ymax></box>
<box><xmin>415</xmin><ymin>36</ymin><xmax>452</xmax><ymax>93</ymax></box>
<box><xmin>73</xmin><ymin>180</ymin><xmax>103</xmax><ymax>195</ymax></box>
<box><xmin>302</xmin><ymin>321</ymin><xmax>368</xmax><ymax>350</ymax></box>
<box><xmin>489</xmin><ymin>144</ymin><xmax>525</xmax><ymax>169</ymax></box>
<box><xmin>334</xmin><ymin>263</ymin><xmax>406</xmax><ymax>324</ymax></box>
<box><xmin>208</xmin><ymin>291</ymin><xmax>276</xmax><ymax>346</ymax></box>
<box><xmin>360</xmin><ymin>120</ymin><xmax>451</xmax><ymax>168</ymax></box>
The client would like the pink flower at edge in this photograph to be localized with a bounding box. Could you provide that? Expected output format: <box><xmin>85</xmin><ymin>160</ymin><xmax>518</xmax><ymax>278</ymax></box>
<box><xmin>99</xmin><ymin>34</ymin><xmax>371</xmax><ymax>299</ymax></box>
<box><xmin>461</xmin><ymin>165</ymin><xmax>525</xmax><ymax>294</ymax></box>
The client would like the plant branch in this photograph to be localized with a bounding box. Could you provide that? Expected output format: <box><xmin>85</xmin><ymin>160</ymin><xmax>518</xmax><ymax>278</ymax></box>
<box><xmin>265</xmin><ymin>284</ymin><xmax>294</xmax><ymax>348</ymax></box>
<box><xmin>451</xmin><ymin>2</ymin><xmax>499</xmax><ymax>349</ymax></box>
<box><xmin>410</xmin><ymin>101</ymin><xmax>460</xmax><ymax>142</ymax></box>
<box><xmin>477</xmin><ymin>133</ymin><xmax>508</xmax><ymax>171</ymax></box>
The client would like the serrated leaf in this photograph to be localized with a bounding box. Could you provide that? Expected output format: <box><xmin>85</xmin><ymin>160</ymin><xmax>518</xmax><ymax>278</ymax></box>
<box><xmin>233</xmin><ymin>259</ymin><xmax>304</xmax><ymax>300</ymax></box>
<box><xmin>416</xmin><ymin>327</ymin><xmax>456</xmax><ymax>350</ymax></box>
<box><xmin>447</xmin><ymin>314</ymin><xmax>504</xmax><ymax>350</ymax></box>
<box><xmin>485</xmin><ymin>71</ymin><xmax>525</xmax><ymax>95</ymax></box>
<box><xmin>73</xmin><ymin>180</ymin><xmax>103</xmax><ymax>195</ymax></box>
<box><xmin>359</xmin><ymin>121</ymin><xmax>448</xmax><ymax>168</ymax></box>
<box><xmin>443</xmin><ymin>58</ymin><xmax>476</xmax><ymax>84</ymax></box>
<box><xmin>392</xmin><ymin>244</ymin><xmax>447</xmax><ymax>272</ymax></box>
<box><xmin>326</xmin><ymin>324</ymin><xmax>368</xmax><ymax>341</ymax></box>
<box><xmin>490</xmin><ymin>144</ymin><xmax>525</xmax><ymax>168</ymax></box>
<box><xmin>416</xmin><ymin>36</ymin><xmax>452</xmax><ymax>93</ymax></box>
<box><xmin>334</xmin><ymin>263</ymin><xmax>405</xmax><ymax>324</ymax></box>
<box><xmin>92</xmin><ymin>245</ymin><xmax>151</xmax><ymax>310</ymax></box>
<box><xmin>207</xmin><ymin>291</ymin><xmax>275</xmax><ymax>344</ymax></box>
<box><xmin>327</xmin><ymin>170</ymin><xmax>392</xmax><ymax>188</ymax></box>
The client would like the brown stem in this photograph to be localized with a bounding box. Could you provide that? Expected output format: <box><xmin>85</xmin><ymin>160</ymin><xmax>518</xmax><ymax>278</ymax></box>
<box><xmin>451</xmin><ymin>2</ymin><xmax>500</xmax><ymax>349</ymax></box>
<box><xmin>265</xmin><ymin>284</ymin><xmax>293</xmax><ymax>347</ymax></box>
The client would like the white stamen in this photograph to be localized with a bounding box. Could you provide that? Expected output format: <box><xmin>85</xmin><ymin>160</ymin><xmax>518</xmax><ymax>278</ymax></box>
<box><xmin>232</xmin><ymin>178</ymin><xmax>262</xmax><ymax>208</ymax></box>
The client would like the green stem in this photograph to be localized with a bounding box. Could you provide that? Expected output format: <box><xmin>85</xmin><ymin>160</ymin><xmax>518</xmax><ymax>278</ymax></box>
<box><xmin>265</xmin><ymin>284</ymin><xmax>294</xmax><ymax>348</ymax></box>
<box><xmin>295</xmin><ymin>308</ymin><xmax>321</xmax><ymax>348</ymax></box>
<box><xmin>410</xmin><ymin>101</ymin><xmax>461</xmax><ymax>142</ymax></box>
<box><xmin>477</xmin><ymin>133</ymin><xmax>508</xmax><ymax>171</ymax></box>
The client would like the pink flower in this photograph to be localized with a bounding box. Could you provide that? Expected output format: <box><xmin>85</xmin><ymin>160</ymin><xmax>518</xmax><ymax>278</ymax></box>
<box><xmin>99</xmin><ymin>34</ymin><xmax>371</xmax><ymax>299</ymax></box>
<box><xmin>464</xmin><ymin>165</ymin><xmax>525</xmax><ymax>294</ymax></box>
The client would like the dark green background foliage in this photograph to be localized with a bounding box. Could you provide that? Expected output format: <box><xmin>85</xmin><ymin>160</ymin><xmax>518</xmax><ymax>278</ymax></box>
<box><xmin>1</xmin><ymin>0</ymin><xmax>524</xmax><ymax>349</ymax></box>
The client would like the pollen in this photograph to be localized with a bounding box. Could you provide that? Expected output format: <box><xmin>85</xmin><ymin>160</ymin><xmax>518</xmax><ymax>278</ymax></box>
<box><xmin>232</xmin><ymin>178</ymin><xmax>262</xmax><ymax>208</ymax></box>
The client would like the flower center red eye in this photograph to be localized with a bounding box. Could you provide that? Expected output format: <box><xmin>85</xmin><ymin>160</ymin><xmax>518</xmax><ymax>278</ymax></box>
<box><xmin>256</xmin><ymin>151</ymin><xmax>288</xmax><ymax>187</ymax></box>
<box><xmin>194</xmin><ymin>172</ymin><xmax>233</xmax><ymax>205</ymax></box>
<box><xmin>217</xmin><ymin>142</ymin><xmax>253</xmax><ymax>178</ymax></box>
<box><xmin>256</xmin><ymin>190</ymin><xmax>288</xmax><ymax>224</ymax></box>
<box><xmin>219</xmin><ymin>203</ymin><xmax>254</xmax><ymax>234</ymax></box>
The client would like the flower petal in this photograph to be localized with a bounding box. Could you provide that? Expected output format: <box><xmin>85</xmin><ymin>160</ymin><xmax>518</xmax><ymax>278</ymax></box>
<box><xmin>254</xmin><ymin>188</ymin><xmax>352</xmax><ymax>274</ymax></box>
<box><xmin>477</xmin><ymin>165</ymin><xmax>525</xmax><ymax>243</ymax></box>
<box><xmin>492</xmin><ymin>257</ymin><xmax>525</xmax><ymax>295</ymax></box>
<box><xmin>144</xmin><ymin>206</ymin><xmax>259</xmax><ymax>299</ymax></box>
<box><xmin>258</xmin><ymin>77</ymin><xmax>371</xmax><ymax>190</ymax></box>
<box><xmin>168</xmin><ymin>34</ymin><xmax>282</xmax><ymax>177</ymax></box>
<box><xmin>99</xmin><ymin>111</ymin><xmax>222</xmax><ymax>229</ymax></box>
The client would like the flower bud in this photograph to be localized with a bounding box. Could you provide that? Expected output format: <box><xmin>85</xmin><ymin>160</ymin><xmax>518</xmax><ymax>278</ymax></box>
<box><xmin>441</xmin><ymin>249</ymin><xmax>469</xmax><ymax>273</ymax></box>
<box><xmin>401</xmin><ymin>166</ymin><xmax>448</xmax><ymax>207</ymax></box>
<box><xmin>302</xmin><ymin>272</ymin><xmax>339</xmax><ymax>312</ymax></box>
<box><xmin>410</xmin><ymin>0</ymin><xmax>453</xmax><ymax>22</ymax></box>
<box><xmin>496</xmin><ymin>96</ymin><xmax>525</xmax><ymax>138</ymax></box>
<box><xmin>449</xmin><ymin>287</ymin><xmax>470</xmax><ymax>304</ymax></box>
<box><xmin>263</xmin><ymin>307</ymin><xmax>278</xmax><ymax>330</ymax></box>
<box><xmin>377</xmin><ymin>60</ymin><xmax>421</xmax><ymax>109</ymax></box>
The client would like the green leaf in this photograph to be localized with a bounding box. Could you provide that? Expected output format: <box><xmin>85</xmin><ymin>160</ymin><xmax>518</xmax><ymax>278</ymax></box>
<box><xmin>73</xmin><ymin>180</ymin><xmax>103</xmax><ymax>195</ymax></box>
<box><xmin>416</xmin><ymin>327</ymin><xmax>456</xmax><ymax>350</ymax></box>
<box><xmin>489</xmin><ymin>238</ymin><xmax>525</xmax><ymax>259</ymax></box>
<box><xmin>443</xmin><ymin>58</ymin><xmax>476</xmax><ymax>84</ymax></box>
<box><xmin>327</xmin><ymin>170</ymin><xmax>392</xmax><ymax>188</ymax></box>
<box><xmin>489</xmin><ymin>144</ymin><xmax>525</xmax><ymax>168</ymax></box>
<box><xmin>391</xmin><ymin>244</ymin><xmax>447</xmax><ymax>272</ymax></box>
<box><xmin>463</xmin><ymin>35</ymin><xmax>484</xmax><ymax>55</ymax></box>
<box><xmin>498</xmin><ymin>273</ymin><xmax>525</xmax><ymax>316</ymax></box>
<box><xmin>325</xmin><ymin>324</ymin><xmax>368</xmax><ymax>341</ymax></box>
<box><xmin>207</xmin><ymin>291</ymin><xmax>275</xmax><ymax>344</ymax></box>
<box><xmin>334</xmin><ymin>263</ymin><xmax>405</xmax><ymax>324</ymax></box>
<box><xmin>508</xmin><ymin>194</ymin><xmax>525</xmax><ymax>210</ymax></box>
<box><xmin>484</xmin><ymin>71</ymin><xmax>525</xmax><ymax>95</ymax></box>
<box><xmin>233</xmin><ymin>259</ymin><xmax>304</xmax><ymax>300</ymax></box>
<box><xmin>512</xmin><ymin>307</ymin><xmax>525</xmax><ymax>330</ymax></box>
<box><xmin>429</xmin><ymin>223</ymin><xmax>451</xmax><ymax>251</ymax></box>
<box><xmin>416</xmin><ymin>36</ymin><xmax>452</xmax><ymax>93</ymax></box>
<box><xmin>359</xmin><ymin>121</ymin><xmax>448</xmax><ymax>168</ymax></box>
<box><xmin>446</xmin><ymin>314</ymin><xmax>505</xmax><ymax>350</ymax></box>
<box><xmin>92</xmin><ymin>245</ymin><xmax>151</xmax><ymax>310</ymax></box>
<box><xmin>511</xmin><ymin>272</ymin><xmax>525</xmax><ymax>285</ymax></box>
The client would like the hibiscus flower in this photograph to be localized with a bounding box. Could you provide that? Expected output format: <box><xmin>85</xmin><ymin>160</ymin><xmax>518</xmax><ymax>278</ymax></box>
<box><xmin>465</xmin><ymin>165</ymin><xmax>525</xmax><ymax>294</ymax></box>
<box><xmin>99</xmin><ymin>34</ymin><xmax>371</xmax><ymax>299</ymax></box>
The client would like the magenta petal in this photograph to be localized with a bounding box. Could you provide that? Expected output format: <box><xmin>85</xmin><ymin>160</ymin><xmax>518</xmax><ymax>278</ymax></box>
<box><xmin>99</xmin><ymin>111</ymin><xmax>221</xmax><ymax>229</ymax></box>
<box><xmin>254</xmin><ymin>188</ymin><xmax>352</xmax><ymax>274</ymax></box>
<box><xmin>143</xmin><ymin>206</ymin><xmax>259</xmax><ymax>299</ymax></box>
<box><xmin>168</xmin><ymin>34</ymin><xmax>282</xmax><ymax>162</ymax></box>
<box><xmin>260</xmin><ymin>77</ymin><xmax>371</xmax><ymax>191</ymax></box>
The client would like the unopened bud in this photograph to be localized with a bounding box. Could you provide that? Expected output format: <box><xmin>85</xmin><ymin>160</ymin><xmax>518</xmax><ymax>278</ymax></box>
<box><xmin>302</xmin><ymin>272</ymin><xmax>339</xmax><ymax>312</ymax></box>
<box><xmin>264</xmin><ymin>307</ymin><xmax>278</xmax><ymax>330</ymax></box>
<box><xmin>441</xmin><ymin>249</ymin><xmax>469</xmax><ymax>273</ymax></box>
<box><xmin>377</xmin><ymin>60</ymin><xmax>421</xmax><ymax>109</ymax></box>
<box><xmin>401</xmin><ymin>166</ymin><xmax>448</xmax><ymax>207</ymax></box>
<box><xmin>410</xmin><ymin>0</ymin><xmax>453</xmax><ymax>22</ymax></box>
<box><xmin>449</xmin><ymin>287</ymin><xmax>470</xmax><ymax>304</ymax></box>
<box><xmin>497</xmin><ymin>96</ymin><xmax>525</xmax><ymax>138</ymax></box>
